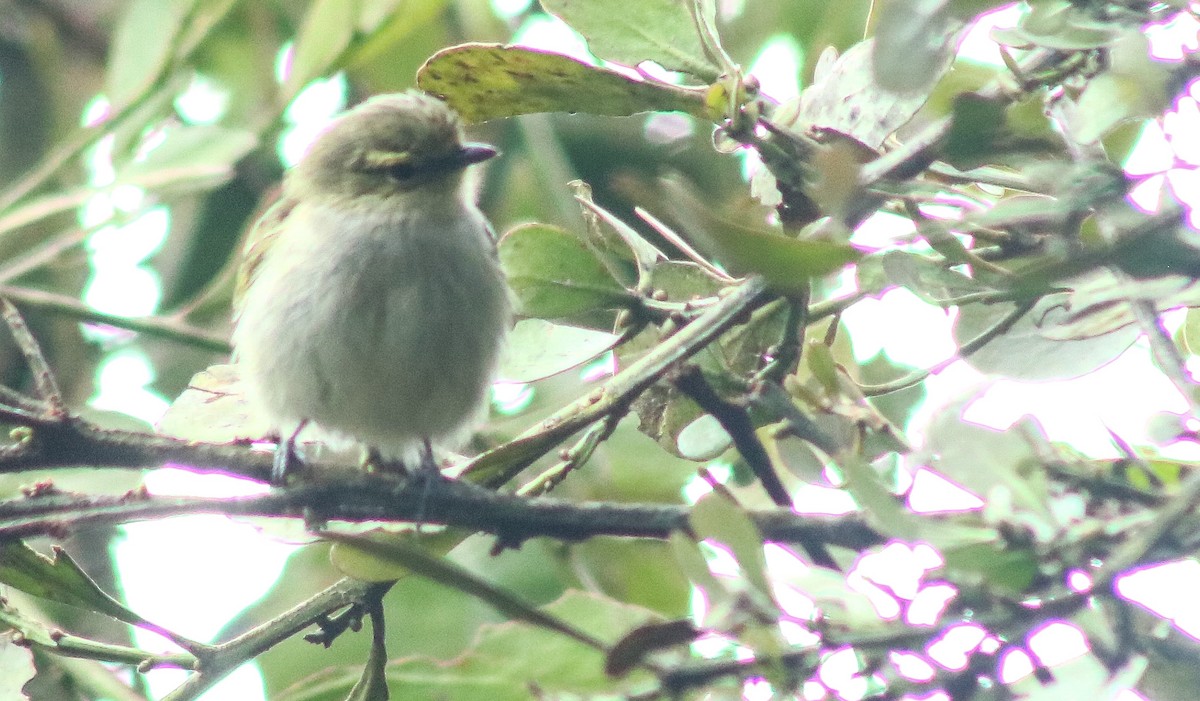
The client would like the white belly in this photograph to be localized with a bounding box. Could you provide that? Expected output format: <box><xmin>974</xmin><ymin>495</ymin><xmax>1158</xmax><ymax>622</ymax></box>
<box><xmin>233</xmin><ymin>199</ymin><xmax>510</xmax><ymax>460</ymax></box>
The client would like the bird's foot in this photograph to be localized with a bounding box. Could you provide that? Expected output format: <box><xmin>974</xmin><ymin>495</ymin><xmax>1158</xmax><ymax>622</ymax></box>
<box><xmin>417</xmin><ymin>438</ymin><xmax>439</xmax><ymax>474</ymax></box>
<box><xmin>412</xmin><ymin>439</ymin><xmax>444</xmax><ymax>525</ymax></box>
<box><xmin>271</xmin><ymin>421</ymin><xmax>308</xmax><ymax>484</ymax></box>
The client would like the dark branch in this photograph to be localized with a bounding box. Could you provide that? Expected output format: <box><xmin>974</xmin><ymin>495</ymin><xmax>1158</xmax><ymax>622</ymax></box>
<box><xmin>0</xmin><ymin>474</ymin><xmax>883</xmax><ymax>550</ymax></box>
<box><xmin>671</xmin><ymin>365</ymin><xmax>790</xmax><ymax>506</ymax></box>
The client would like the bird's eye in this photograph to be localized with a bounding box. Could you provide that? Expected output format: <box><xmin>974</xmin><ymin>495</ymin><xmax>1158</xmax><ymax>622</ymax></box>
<box><xmin>386</xmin><ymin>163</ymin><xmax>418</xmax><ymax>180</ymax></box>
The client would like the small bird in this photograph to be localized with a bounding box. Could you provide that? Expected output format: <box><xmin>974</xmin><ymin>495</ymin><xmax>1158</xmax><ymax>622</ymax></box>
<box><xmin>233</xmin><ymin>91</ymin><xmax>511</xmax><ymax>478</ymax></box>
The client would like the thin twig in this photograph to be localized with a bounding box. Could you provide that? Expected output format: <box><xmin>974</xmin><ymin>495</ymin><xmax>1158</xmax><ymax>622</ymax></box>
<box><xmin>461</xmin><ymin>277</ymin><xmax>772</xmax><ymax>488</ymax></box>
<box><xmin>748</xmin><ymin>382</ymin><xmax>840</xmax><ymax>457</ymax></box>
<box><xmin>517</xmin><ymin>411</ymin><xmax>624</xmax><ymax>497</ymax></box>
<box><xmin>902</xmin><ymin>199</ymin><xmax>1013</xmax><ymax>277</ymax></box>
<box><xmin>925</xmin><ymin>163</ymin><xmax>1043</xmax><ymax>193</ymax></box>
<box><xmin>756</xmin><ymin>289</ymin><xmax>808</xmax><ymax>384</ymax></box>
<box><xmin>162</xmin><ymin>577</ymin><xmax>385</xmax><ymax>701</ymax></box>
<box><xmin>0</xmin><ymin>298</ymin><xmax>64</xmax><ymax>412</ymax></box>
<box><xmin>1095</xmin><ymin>468</ymin><xmax>1200</xmax><ymax>591</ymax></box>
<box><xmin>859</xmin><ymin>299</ymin><xmax>1035</xmax><ymax>396</ymax></box>
<box><xmin>858</xmin><ymin>48</ymin><xmax>1059</xmax><ymax>189</ymax></box>
<box><xmin>0</xmin><ymin>228</ymin><xmax>88</xmax><ymax>284</ymax></box>
<box><xmin>635</xmin><ymin>207</ymin><xmax>736</xmax><ymax>282</ymax></box>
<box><xmin>0</xmin><ymin>384</ymin><xmax>51</xmax><ymax>419</ymax></box>
<box><xmin>1127</xmin><ymin>292</ymin><xmax>1200</xmax><ymax>419</ymax></box>
<box><xmin>0</xmin><ymin>285</ymin><xmax>231</xmax><ymax>353</ymax></box>
<box><xmin>0</xmin><ymin>410</ymin><xmax>275</xmax><ymax>481</ymax></box>
<box><xmin>0</xmin><ymin>604</ymin><xmax>194</xmax><ymax>670</ymax></box>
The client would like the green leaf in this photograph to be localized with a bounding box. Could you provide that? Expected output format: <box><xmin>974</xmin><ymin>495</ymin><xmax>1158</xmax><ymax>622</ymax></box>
<box><xmin>785</xmin><ymin>565</ymin><xmax>885</xmax><ymax>631</ymax></box>
<box><xmin>278</xmin><ymin>591</ymin><xmax>656</xmax><ymax>701</ymax></box>
<box><xmin>284</xmin><ymin>0</ymin><xmax>360</xmax><ymax>98</ymax></box>
<box><xmin>871</xmin><ymin>0</ymin><xmax>962</xmax><ymax>94</ymax></box>
<box><xmin>1183</xmin><ymin>307</ymin><xmax>1200</xmax><ymax>356</ymax></box>
<box><xmin>358</xmin><ymin>0</ymin><xmax>404</xmax><ymax>31</ymax></box>
<box><xmin>880</xmin><ymin>251</ymin><xmax>992</xmax><ymax>305</ymax></box>
<box><xmin>943</xmin><ymin>94</ymin><xmax>1006</xmax><ymax>164</ymax></box>
<box><xmin>657</xmin><ymin>178</ymin><xmax>862</xmax><ymax>293</ymax></box>
<box><xmin>626</xmin><ymin>295</ymin><xmax>784</xmax><ymax>457</ymax></box>
<box><xmin>0</xmin><ymin>542</ymin><xmax>172</xmax><ymax>637</ymax></box>
<box><xmin>763</xmin><ymin>429</ymin><xmax>827</xmax><ymax>481</ymax></box>
<box><xmin>795</xmin><ymin>39</ymin><xmax>940</xmax><ymax>150</ymax></box>
<box><xmin>942</xmin><ymin>93</ymin><xmax>1062</xmax><ymax>168</ymax></box>
<box><xmin>106</xmin><ymin>0</ymin><xmax>196</xmax><ymax>109</ymax></box>
<box><xmin>965</xmin><ymin>194</ymin><xmax>1070</xmax><ymax>230</ymax></box>
<box><xmin>922</xmin><ymin>411</ymin><xmax>1052</xmax><ymax>522</ymax></box>
<box><xmin>1007</xmin><ymin>653</ymin><xmax>1129</xmax><ymax>701</ymax></box>
<box><xmin>840</xmin><ymin>457</ymin><xmax>918</xmax><ymax>538</ymax></box>
<box><xmin>352</xmin><ymin>0</ymin><xmax>453</xmax><ymax>67</ymax></box>
<box><xmin>499</xmin><ymin>319</ymin><xmax>620</xmax><ymax>383</ymax></box>
<box><xmin>948</xmin><ymin>0</ymin><xmax>1012</xmax><ymax>16</ymax></box>
<box><xmin>940</xmin><ymin>542</ymin><xmax>1037</xmax><ymax>594</ymax></box>
<box><xmin>805</xmin><ymin>341</ymin><xmax>841</xmax><ymax>396</ymax></box>
<box><xmin>159</xmin><ymin>364</ymin><xmax>273</xmax><ymax>443</ymax></box>
<box><xmin>1040</xmin><ymin>272</ymin><xmax>1200</xmax><ymax>341</ymax></box>
<box><xmin>417</xmin><ymin>44</ymin><xmax>707</xmax><ymax>123</ymax></box>
<box><xmin>1071</xmin><ymin>32</ymin><xmax>1171</xmax><ymax>143</ymax></box>
<box><xmin>675</xmin><ymin>414</ymin><xmax>732</xmax><ymax>461</ymax></box>
<box><xmin>328</xmin><ymin>534</ymin><xmax>602</xmax><ymax>651</ymax></box>
<box><xmin>1139</xmin><ymin>634</ymin><xmax>1200</xmax><ymax>701</ymax></box>
<box><xmin>994</xmin><ymin>1</ymin><xmax>1122</xmax><ymax>50</ymax></box>
<box><xmin>630</xmin><ymin>381</ymin><xmax>705</xmax><ymax>458</ymax></box>
<box><xmin>540</xmin><ymin>0</ymin><xmax>719</xmax><ymax>79</ymax></box>
<box><xmin>498</xmin><ymin>223</ymin><xmax>634</xmax><ymax>320</ymax></box>
<box><xmin>667</xmin><ymin>531</ymin><xmax>730</xmax><ymax>604</ymax></box>
<box><xmin>572</xmin><ymin>180</ymin><xmax>666</xmax><ymax>283</ymax></box>
<box><xmin>953</xmin><ymin>294</ymin><xmax>1138</xmax><ymax>381</ymax></box>
<box><xmin>119</xmin><ymin>126</ymin><xmax>258</xmax><ymax>192</ymax></box>
<box><xmin>570</xmin><ymin>539</ymin><xmax>691</xmax><ymax>617</ymax></box>
<box><xmin>329</xmin><ymin>530</ymin><xmax>464</xmax><ymax>582</ymax></box>
<box><xmin>646</xmin><ymin>260</ymin><xmax>725</xmax><ymax>300</ymax></box>
<box><xmin>689</xmin><ymin>493</ymin><xmax>775</xmax><ymax>608</ymax></box>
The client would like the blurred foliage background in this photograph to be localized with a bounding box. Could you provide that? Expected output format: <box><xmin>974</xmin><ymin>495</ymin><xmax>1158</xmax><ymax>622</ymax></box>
<box><xmin>1</xmin><ymin>0</ymin><xmax>1200</xmax><ymax>699</ymax></box>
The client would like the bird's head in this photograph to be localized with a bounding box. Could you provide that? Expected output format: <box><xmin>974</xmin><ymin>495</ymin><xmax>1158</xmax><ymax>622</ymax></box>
<box><xmin>288</xmin><ymin>91</ymin><xmax>496</xmax><ymax>204</ymax></box>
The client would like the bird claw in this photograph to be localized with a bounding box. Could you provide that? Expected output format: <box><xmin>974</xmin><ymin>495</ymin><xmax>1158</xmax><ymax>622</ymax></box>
<box><xmin>271</xmin><ymin>421</ymin><xmax>308</xmax><ymax>484</ymax></box>
<box><xmin>418</xmin><ymin>438</ymin><xmax>438</xmax><ymax>473</ymax></box>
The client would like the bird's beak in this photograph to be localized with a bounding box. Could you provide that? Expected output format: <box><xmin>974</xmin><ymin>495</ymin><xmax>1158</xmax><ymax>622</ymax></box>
<box><xmin>455</xmin><ymin>143</ymin><xmax>499</xmax><ymax>167</ymax></box>
<box><xmin>417</xmin><ymin>143</ymin><xmax>497</xmax><ymax>178</ymax></box>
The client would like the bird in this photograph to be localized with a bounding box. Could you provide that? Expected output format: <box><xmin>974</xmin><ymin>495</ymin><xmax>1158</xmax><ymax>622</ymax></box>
<box><xmin>232</xmin><ymin>91</ymin><xmax>511</xmax><ymax>480</ymax></box>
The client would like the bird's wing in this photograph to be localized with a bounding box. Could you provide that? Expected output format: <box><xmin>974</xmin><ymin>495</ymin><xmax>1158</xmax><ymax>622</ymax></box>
<box><xmin>233</xmin><ymin>195</ymin><xmax>297</xmax><ymax>320</ymax></box>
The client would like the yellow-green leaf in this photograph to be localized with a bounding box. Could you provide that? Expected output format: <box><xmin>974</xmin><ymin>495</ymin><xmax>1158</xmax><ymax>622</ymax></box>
<box><xmin>418</xmin><ymin>44</ymin><xmax>707</xmax><ymax>123</ymax></box>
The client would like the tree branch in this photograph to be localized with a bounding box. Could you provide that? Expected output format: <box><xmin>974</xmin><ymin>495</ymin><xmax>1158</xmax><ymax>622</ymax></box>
<box><xmin>460</xmin><ymin>276</ymin><xmax>773</xmax><ymax>488</ymax></box>
<box><xmin>0</xmin><ymin>286</ymin><xmax>231</xmax><ymax>353</ymax></box>
<box><xmin>0</xmin><ymin>410</ymin><xmax>274</xmax><ymax>480</ymax></box>
<box><xmin>0</xmin><ymin>475</ymin><xmax>883</xmax><ymax>551</ymax></box>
